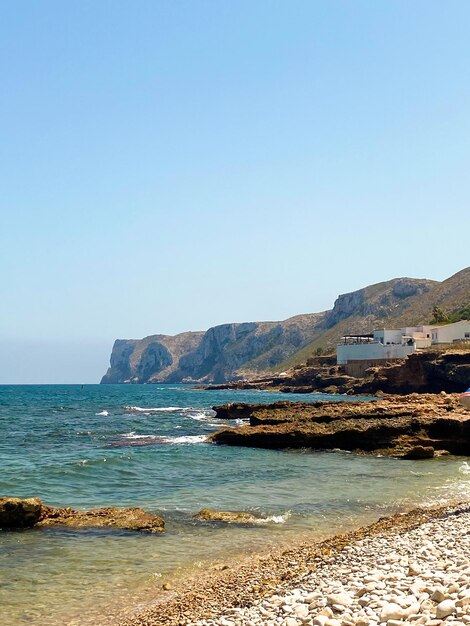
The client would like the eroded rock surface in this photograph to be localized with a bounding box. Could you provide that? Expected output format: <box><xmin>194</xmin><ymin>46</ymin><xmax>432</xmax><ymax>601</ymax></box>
<box><xmin>0</xmin><ymin>497</ymin><xmax>42</xmax><ymax>529</ymax></box>
<box><xmin>101</xmin><ymin>314</ymin><xmax>325</xmax><ymax>384</ymax></box>
<box><xmin>204</xmin><ymin>350</ymin><xmax>470</xmax><ymax>395</ymax></box>
<box><xmin>194</xmin><ymin>509</ymin><xmax>264</xmax><ymax>525</ymax></box>
<box><xmin>0</xmin><ymin>498</ymin><xmax>165</xmax><ymax>532</ymax></box>
<box><xmin>38</xmin><ymin>505</ymin><xmax>165</xmax><ymax>532</ymax></box>
<box><xmin>210</xmin><ymin>393</ymin><xmax>470</xmax><ymax>457</ymax></box>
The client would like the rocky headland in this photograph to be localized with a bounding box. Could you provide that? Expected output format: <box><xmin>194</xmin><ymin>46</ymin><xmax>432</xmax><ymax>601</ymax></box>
<box><xmin>209</xmin><ymin>393</ymin><xmax>470</xmax><ymax>458</ymax></box>
<box><xmin>101</xmin><ymin>267</ymin><xmax>470</xmax><ymax>385</ymax></box>
<box><xmin>100</xmin><ymin>314</ymin><xmax>325</xmax><ymax>384</ymax></box>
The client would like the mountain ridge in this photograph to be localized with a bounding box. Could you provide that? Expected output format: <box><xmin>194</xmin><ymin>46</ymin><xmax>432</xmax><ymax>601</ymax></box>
<box><xmin>101</xmin><ymin>267</ymin><xmax>470</xmax><ymax>384</ymax></box>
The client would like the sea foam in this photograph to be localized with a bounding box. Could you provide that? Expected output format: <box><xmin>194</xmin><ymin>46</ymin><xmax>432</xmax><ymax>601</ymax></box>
<box><xmin>118</xmin><ymin>432</ymin><xmax>208</xmax><ymax>445</ymax></box>
<box><xmin>253</xmin><ymin>511</ymin><xmax>291</xmax><ymax>524</ymax></box>
<box><xmin>125</xmin><ymin>405</ymin><xmax>190</xmax><ymax>413</ymax></box>
<box><xmin>459</xmin><ymin>461</ymin><xmax>470</xmax><ymax>475</ymax></box>
<box><xmin>161</xmin><ymin>434</ymin><xmax>208</xmax><ymax>445</ymax></box>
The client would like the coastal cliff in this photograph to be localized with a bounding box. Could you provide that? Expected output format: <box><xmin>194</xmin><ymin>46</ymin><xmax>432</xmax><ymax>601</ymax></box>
<box><xmin>101</xmin><ymin>268</ymin><xmax>469</xmax><ymax>384</ymax></box>
<box><xmin>101</xmin><ymin>313</ymin><xmax>325</xmax><ymax>384</ymax></box>
<box><xmin>101</xmin><ymin>331</ymin><xmax>204</xmax><ymax>384</ymax></box>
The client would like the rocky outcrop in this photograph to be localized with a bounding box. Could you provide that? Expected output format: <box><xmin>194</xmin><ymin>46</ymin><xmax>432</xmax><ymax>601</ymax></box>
<box><xmin>209</xmin><ymin>393</ymin><xmax>470</xmax><ymax>457</ymax></box>
<box><xmin>194</xmin><ymin>508</ymin><xmax>264</xmax><ymax>524</ymax></box>
<box><xmin>357</xmin><ymin>350</ymin><xmax>470</xmax><ymax>394</ymax></box>
<box><xmin>0</xmin><ymin>497</ymin><xmax>42</xmax><ymax>529</ymax></box>
<box><xmin>324</xmin><ymin>278</ymin><xmax>435</xmax><ymax>329</ymax></box>
<box><xmin>204</xmin><ymin>350</ymin><xmax>470</xmax><ymax>395</ymax></box>
<box><xmin>101</xmin><ymin>313</ymin><xmax>325</xmax><ymax>384</ymax></box>
<box><xmin>0</xmin><ymin>498</ymin><xmax>165</xmax><ymax>532</ymax></box>
<box><xmin>101</xmin><ymin>332</ymin><xmax>204</xmax><ymax>384</ymax></box>
<box><xmin>38</xmin><ymin>505</ymin><xmax>165</xmax><ymax>532</ymax></box>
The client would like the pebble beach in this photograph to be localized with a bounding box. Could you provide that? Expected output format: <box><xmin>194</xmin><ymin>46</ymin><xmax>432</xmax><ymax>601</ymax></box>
<box><xmin>121</xmin><ymin>502</ymin><xmax>470</xmax><ymax>626</ymax></box>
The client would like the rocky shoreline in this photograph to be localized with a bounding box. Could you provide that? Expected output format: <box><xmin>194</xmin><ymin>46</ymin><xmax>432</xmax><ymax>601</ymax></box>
<box><xmin>118</xmin><ymin>502</ymin><xmax>470</xmax><ymax>626</ymax></box>
<box><xmin>209</xmin><ymin>393</ymin><xmax>470</xmax><ymax>458</ymax></box>
<box><xmin>200</xmin><ymin>349</ymin><xmax>470</xmax><ymax>395</ymax></box>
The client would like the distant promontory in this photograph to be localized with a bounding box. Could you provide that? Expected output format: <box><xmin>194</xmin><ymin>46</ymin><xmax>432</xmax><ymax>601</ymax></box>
<box><xmin>101</xmin><ymin>267</ymin><xmax>469</xmax><ymax>385</ymax></box>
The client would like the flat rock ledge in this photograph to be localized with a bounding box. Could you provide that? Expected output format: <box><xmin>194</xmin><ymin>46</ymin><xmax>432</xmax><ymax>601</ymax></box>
<box><xmin>0</xmin><ymin>497</ymin><xmax>165</xmax><ymax>532</ymax></box>
<box><xmin>209</xmin><ymin>393</ymin><xmax>470</xmax><ymax>457</ymax></box>
<box><xmin>119</xmin><ymin>502</ymin><xmax>470</xmax><ymax>626</ymax></box>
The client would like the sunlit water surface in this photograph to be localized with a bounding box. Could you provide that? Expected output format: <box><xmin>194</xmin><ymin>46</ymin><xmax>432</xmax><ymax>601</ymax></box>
<box><xmin>1</xmin><ymin>384</ymin><xmax>469</xmax><ymax>625</ymax></box>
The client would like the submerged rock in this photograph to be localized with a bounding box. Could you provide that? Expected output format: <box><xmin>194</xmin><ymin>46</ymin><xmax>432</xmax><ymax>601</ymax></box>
<box><xmin>403</xmin><ymin>445</ymin><xmax>435</xmax><ymax>459</ymax></box>
<box><xmin>194</xmin><ymin>508</ymin><xmax>263</xmax><ymax>525</ymax></box>
<box><xmin>0</xmin><ymin>497</ymin><xmax>165</xmax><ymax>533</ymax></box>
<box><xmin>108</xmin><ymin>435</ymin><xmax>169</xmax><ymax>448</ymax></box>
<box><xmin>0</xmin><ymin>497</ymin><xmax>42</xmax><ymax>529</ymax></box>
<box><xmin>38</xmin><ymin>505</ymin><xmax>165</xmax><ymax>532</ymax></box>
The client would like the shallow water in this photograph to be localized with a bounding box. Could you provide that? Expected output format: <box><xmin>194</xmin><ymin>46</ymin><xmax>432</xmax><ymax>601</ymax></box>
<box><xmin>1</xmin><ymin>384</ymin><xmax>469</xmax><ymax>625</ymax></box>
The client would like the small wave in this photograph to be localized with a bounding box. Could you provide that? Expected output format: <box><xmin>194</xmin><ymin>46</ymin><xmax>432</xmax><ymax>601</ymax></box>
<box><xmin>459</xmin><ymin>461</ymin><xmax>470</xmax><ymax>475</ymax></box>
<box><xmin>254</xmin><ymin>511</ymin><xmax>291</xmax><ymax>525</ymax></box>
<box><xmin>187</xmin><ymin>410</ymin><xmax>217</xmax><ymax>421</ymax></box>
<box><xmin>110</xmin><ymin>433</ymin><xmax>168</xmax><ymax>447</ymax></box>
<box><xmin>110</xmin><ymin>432</ymin><xmax>208</xmax><ymax>447</ymax></box>
<box><xmin>96</xmin><ymin>410</ymin><xmax>109</xmax><ymax>416</ymax></box>
<box><xmin>410</xmin><ymin>470</ymin><xmax>434</xmax><ymax>476</ymax></box>
<box><xmin>119</xmin><ymin>432</ymin><xmax>156</xmax><ymax>440</ymax></box>
<box><xmin>160</xmin><ymin>435</ymin><xmax>208</xmax><ymax>445</ymax></box>
<box><xmin>124</xmin><ymin>406</ymin><xmax>192</xmax><ymax>413</ymax></box>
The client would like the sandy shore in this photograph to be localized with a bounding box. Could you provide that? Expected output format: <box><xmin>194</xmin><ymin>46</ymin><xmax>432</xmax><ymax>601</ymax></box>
<box><xmin>118</xmin><ymin>501</ymin><xmax>470</xmax><ymax>626</ymax></box>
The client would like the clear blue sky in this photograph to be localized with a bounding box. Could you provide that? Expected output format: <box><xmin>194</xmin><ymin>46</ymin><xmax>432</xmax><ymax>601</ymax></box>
<box><xmin>1</xmin><ymin>1</ymin><xmax>469</xmax><ymax>383</ymax></box>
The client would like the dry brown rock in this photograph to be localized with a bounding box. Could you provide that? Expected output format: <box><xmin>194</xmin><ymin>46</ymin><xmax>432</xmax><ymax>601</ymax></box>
<box><xmin>209</xmin><ymin>393</ymin><xmax>470</xmax><ymax>457</ymax></box>
<box><xmin>38</xmin><ymin>505</ymin><xmax>165</xmax><ymax>532</ymax></box>
<box><xmin>0</xmin><ymin>497</ymin><xmax>42</xmax><ymax>529</ymax></box>
<box><xmin>0</xmin><ymin>497</ymin><xmax>165</xmax><ymax>533</ymax></box>
<box><xmin>203</xmin><ymin>349</ymin><xmax>470</xmax><ymax>395</ymax></box>
<box><xmin>403</xmin><ymin>445</ymin><xmax>435</xmax><ymax>459</ymax></box>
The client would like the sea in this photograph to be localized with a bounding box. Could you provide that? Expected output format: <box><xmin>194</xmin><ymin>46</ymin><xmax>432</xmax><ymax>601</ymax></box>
<box><xmin>1</xmin><ymin>384</ymin><xmax>470</xmax><ymax>626</ymax></box>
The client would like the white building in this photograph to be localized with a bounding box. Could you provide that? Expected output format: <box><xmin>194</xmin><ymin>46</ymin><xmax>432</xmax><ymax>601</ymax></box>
<box><xmin>336</xmin><ymin>320</ymin><xmax>470</xmax><ymax>376</ymax></box>
<box><xmin>336</xmin><ymin>330</ymin><xmax>416</xmax><ymax>376</ymax></box>
<box><xmin>401</xmin><ymin>325</ymin><xmax>434</xmax><ymax>349</ymax></box>
<box><xmin>431</xmin><ymin>320</ymin><xmax>470</xmax><ymax>344</ymax></box>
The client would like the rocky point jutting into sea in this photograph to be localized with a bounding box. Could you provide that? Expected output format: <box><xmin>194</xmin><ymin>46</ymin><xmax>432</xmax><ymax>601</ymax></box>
<box><xmin>208</xmin><ymin>393</ymin><xmax>470</xmax><ymax>458</ymax></box>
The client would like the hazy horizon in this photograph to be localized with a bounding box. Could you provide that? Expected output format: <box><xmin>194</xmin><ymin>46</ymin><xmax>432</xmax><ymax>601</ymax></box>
<box><xmin>2</xmin><ymin>1</ymin><xmax>470</xmax><ymax>383</ymax></box>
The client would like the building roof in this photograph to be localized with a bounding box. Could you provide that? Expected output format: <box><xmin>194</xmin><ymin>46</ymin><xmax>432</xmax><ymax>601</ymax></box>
<box><xmin>431</xmin><ymin>319</ymin><xmax>470</xmax><ymax>330</ymax></box>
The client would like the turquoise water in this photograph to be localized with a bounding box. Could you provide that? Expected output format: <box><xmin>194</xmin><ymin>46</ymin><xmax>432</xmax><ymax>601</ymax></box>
<box><xmin>1</xmin><ymin>384</ymin><xmax>469</xmax><ymax>625</ymax></box>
